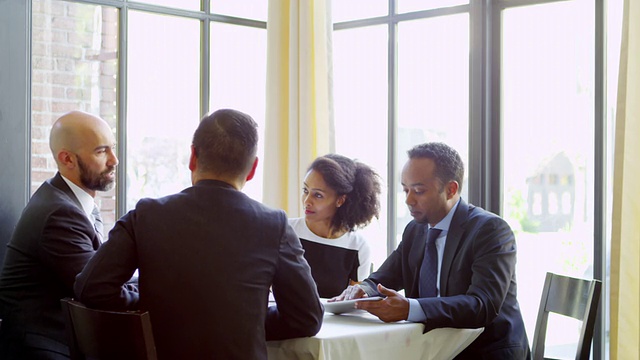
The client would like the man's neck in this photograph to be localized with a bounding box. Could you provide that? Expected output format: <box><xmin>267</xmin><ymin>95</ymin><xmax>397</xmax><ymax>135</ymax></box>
<box><xmin>192</xmin><ymin>172</ymin><xmax>244</xmax><ymax>190</ymax></box>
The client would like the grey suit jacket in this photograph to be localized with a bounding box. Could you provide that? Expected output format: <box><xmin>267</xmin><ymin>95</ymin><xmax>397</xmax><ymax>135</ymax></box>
<box><xmin>363</xmin><ymin>199</ymin><xmax>530</xmax><ymax>359</ymax></box>
<box><xmin>0</xmin><ymin>172</ymin><xmax>100</xmax><ymax>359</ymax></box>
<box><xmin>75</xmin><ymin>179</ymin><xmax>323</xmax><ymax>360</ymax></box>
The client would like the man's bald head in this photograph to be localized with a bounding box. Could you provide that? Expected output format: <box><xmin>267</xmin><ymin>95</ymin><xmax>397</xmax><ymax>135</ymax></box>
<box><xmin>49</xmin><ymin>111</ymin><xmax>118</xmax><ymax>197</ymax></box>
<box><xmin>50</xmin><ymin>111</ymin><xmax>111</xmax><ymax>160</ymax></box>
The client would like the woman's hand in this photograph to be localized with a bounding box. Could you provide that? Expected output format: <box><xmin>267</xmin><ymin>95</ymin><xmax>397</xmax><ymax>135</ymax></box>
<box><xmin>328</xmin><ymin>284</ymin><xmax>366</xmax><ymax>302</ymax></box>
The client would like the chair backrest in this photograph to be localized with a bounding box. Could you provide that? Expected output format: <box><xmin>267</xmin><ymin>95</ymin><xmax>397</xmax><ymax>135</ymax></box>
<box><xmin>531</xmin><ymin>272</ymin><xmax>602</xmax><ymax>360</ymax></box>
<box><xmin>60</xmin><ymin>298</ymin><xmax>158</xmax><ymax>360</ymax></box>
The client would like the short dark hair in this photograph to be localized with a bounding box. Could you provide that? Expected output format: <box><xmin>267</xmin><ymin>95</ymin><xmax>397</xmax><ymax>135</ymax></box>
<box><xmin>192</xmin><ymin>109</ymin><xmax>258</xmax><ymax>177</ymax></box>
<box><xmin>407</xmin><ymin>142</ymin><xmax>464</xmax><ymax>193</ymax></box>
<box><xmin>308</xmin><ymin>154</ymin><xmax>381</xmax><ymax>232</ymax></box>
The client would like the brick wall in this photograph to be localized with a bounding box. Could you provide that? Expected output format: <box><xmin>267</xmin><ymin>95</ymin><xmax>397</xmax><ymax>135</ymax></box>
<box><xmin>32</xmin><ymin>0</ymin><xmax>119</xmax><ymax>230</ymax></box>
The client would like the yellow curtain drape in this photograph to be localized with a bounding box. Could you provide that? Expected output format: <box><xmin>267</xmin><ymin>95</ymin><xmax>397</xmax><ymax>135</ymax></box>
<box><xmin>263</xmin><ymin>0</ymin><xmax>334</xmax><ymax>216</ymax></box>
<box><xmin>610</xmin><ymin>0</ymin><xmax>640</xmax><ymax>358</ymax></box>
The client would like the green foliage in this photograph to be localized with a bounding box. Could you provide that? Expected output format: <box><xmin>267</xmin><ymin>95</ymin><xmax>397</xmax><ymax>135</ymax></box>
<box><xmin>507</xmin><ymin>190</ymin><xmax>540</xmax><ymax>234</ymax></box>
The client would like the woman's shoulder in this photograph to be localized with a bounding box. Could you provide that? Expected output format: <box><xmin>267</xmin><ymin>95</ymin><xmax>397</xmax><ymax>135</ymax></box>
<box><xmin>288</xmin><ymin>217</ymin><xmax>321</xmax><ymax>240</ymax></box>
<box><xmin>288</xmin><ymin>217</ymin><xmax>306</xmax><ymax>230</ymax></box>
<box><xmin>338</xmin><ymin>229</ymin><xmax>369</xmax><ymax>250</ymax></box>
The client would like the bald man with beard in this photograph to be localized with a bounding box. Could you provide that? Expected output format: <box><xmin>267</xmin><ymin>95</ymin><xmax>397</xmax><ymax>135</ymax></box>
<box><xmin>0</xmin><ymin>111</ymin><xmax>119</xmax><ymax>359</ymax></box>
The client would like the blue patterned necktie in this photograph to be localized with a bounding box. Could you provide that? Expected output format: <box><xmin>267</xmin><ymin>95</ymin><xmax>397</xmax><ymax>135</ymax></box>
<box><xmin>419</xmin><ymin>227</ymin><xmax>442</xmax><ymax>298</ymax></box>
<box><xmin>92</xmin><ymin>204</ymin><xmax>104</xmax><ymax>243</ymax></box>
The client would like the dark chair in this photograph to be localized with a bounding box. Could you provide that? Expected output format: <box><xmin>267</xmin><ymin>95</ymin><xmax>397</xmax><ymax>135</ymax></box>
<box><xmin>531</xmin><ymin>272</ymin><xmax>602</xmax><ymax>360</ymax></box>
<box><xmin>60</xmin><ymin>298</ymin><xmax>157</xmax><ymax>360</ymax></box>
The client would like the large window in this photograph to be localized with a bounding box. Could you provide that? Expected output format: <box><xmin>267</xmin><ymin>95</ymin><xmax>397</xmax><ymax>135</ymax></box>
<box><xmin>209</xmin><ymin>21</ymin><xmax>267</xmax><ymax>201</ymax></box>
<box><xmin>501</xmin><ymin>0</ymin><xmax>595</xmax><ymax>352</ymax></box>
<box><xmin>126</xmin><ymin>11</ymin><xmax>200</xmax><ymax>209</ymax></box>
<box><xmin>396</xmin><ymin>13</ymin><xmax>470</xmax><ymax>243</ymax></box>
<box><xmin>30</xmin><ymin>0</ymin><xmax>267</xmax><ymax>230</ymax></box>
<box><xmin>333</xmin><ymin>23</ymin><xmax>389</xmax><ymax>269</ymax></box>
<box><xmin>22</xmin><ymin>0</ymin><xmax>623</xmax><ymax>357</ymax></box>
<box><xmin>332</xmin><ymin>1</ymin><xmax>618</xmax><ymax>358</ymax></box>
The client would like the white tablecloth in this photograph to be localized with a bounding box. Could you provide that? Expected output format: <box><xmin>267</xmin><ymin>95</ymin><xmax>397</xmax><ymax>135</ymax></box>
<box><xmin>267</xmin><ymin>311</ymin><xmax>483</xmax><ymax>360</ymax></box>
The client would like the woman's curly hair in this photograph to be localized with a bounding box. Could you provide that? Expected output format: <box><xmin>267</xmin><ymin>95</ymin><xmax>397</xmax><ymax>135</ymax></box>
<box><xmin>307</xmin><ymin>154</ymin><xmax>382</xmax><ymax>232</ymax></box>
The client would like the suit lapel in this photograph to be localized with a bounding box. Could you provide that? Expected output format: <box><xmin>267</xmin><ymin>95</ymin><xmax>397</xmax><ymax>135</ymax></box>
<box><xmin>50</xmin><ymin>173</ymin><xmax>101</xmax><ymax>248</ymax></box>
<box><xmin>440</xmin><ymin>199</ymin><xmax>469</xmax><ymax>295</ymax></box>
<box><xmin>47</xmin><ymin>172</ymin><xmax>100</xmax><ymax>250</ymax></box>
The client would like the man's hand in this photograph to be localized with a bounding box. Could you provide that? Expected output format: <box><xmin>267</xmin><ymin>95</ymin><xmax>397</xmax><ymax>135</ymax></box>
<box><xmin>328</xmin><ymin>284</ymin><xmax>366</xmax><ymax>302</ymax></box>
<box><xmin>355</xmin><ymin>284</ymin><xmax>409</xmax><ymax>323</ymax></box>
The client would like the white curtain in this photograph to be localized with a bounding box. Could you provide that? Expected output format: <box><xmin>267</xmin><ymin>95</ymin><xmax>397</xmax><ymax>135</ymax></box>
<box><xmin>610</xmin><ymin>0</ymin><xmax>640</xmax><ymax>358</ymax></box>
<box><xmin>263</xmin><ymin>0</ymin><xmax>334</xmax><ymax>216</ymax></box>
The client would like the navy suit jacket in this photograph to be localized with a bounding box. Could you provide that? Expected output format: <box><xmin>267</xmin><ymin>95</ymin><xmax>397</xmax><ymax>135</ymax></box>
<box><xmin>0</xmin><ymin>173</ymin><xmax>101</xmax><ymax>358</ymax></box>
<box><xmin>364</xmin><ymin>199</ymin><xmax>530</xmax><ymax>359</ymax></box>
<box><xmin>74</xmin><ymin>180</ymin><xmax>324</xmax><ymax>360</ymax></box>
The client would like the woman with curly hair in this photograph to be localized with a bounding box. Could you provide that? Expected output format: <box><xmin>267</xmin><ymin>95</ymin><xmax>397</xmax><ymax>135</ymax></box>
<box><xmin>289</xmin><ymin>154</ymin><xmax>382</xmax><ymax>298</ymax></box>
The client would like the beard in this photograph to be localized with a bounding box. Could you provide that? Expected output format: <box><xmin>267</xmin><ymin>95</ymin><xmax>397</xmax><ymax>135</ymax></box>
<box><xmin>77</xmin><ymin>156</ymin><xmax>116</xmax><ymax>192</ymax></box>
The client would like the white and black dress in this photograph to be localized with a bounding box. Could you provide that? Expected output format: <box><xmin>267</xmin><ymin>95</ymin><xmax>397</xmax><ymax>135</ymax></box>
<box><xmin>288</xmin><ymin>217</ymin><xmax>371</xmax><ymax>298</ymax></box>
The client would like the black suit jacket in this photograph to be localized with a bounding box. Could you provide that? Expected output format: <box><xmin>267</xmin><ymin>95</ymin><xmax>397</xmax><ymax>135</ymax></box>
<box><xmin>74</xmin><ymin>180</ymin><xmax>324</xmax><ymax>360</ymax></box>
<box><xmin>0</xmin><ymin>173</ymin><xmax>100</xmax><ymax>359</ymax></box>
<box><xmin>364</xmin><ymin>199</ymin><xmax>530</xmax><ymax>359</ymax></box>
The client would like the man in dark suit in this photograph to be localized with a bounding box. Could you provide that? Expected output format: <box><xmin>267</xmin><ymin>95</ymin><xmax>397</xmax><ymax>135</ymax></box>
<box><xmin>74</xmin><ymin>109</ymin><xmax>324</xmax><ymax>359</ymax></box>
<box><xmin>0</xmin><ymin>111</ymin><xmax>119</xmax><ymax>359</ymax></box>
<box><xmin>332</xmin><ymin>142</ymin><xmax>530</xmax><ymax>359</ymax></box>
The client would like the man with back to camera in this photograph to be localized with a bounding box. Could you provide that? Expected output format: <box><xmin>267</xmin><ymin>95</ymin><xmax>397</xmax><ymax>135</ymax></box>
<box><xmin>0</xmin><ymin>111</ymin><xmax>120</xmax><ymax>359</ymax></box>
<box><xmin>332</xmin><ymin>142</ymin><xmax>531</xmax><ymax>359</ymax></box>
<box><xmin>74</xmin><ymin>109</ymin><xmax>324</xmax><ymax>359</ymax></box>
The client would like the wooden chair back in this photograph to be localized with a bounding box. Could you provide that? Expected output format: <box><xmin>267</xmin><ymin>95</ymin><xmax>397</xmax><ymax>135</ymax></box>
<box><xmin>531</xmin><ymin>272</ymin><xmax>601</xmax><ymax>360</ymax></box>
<box><xmin>60</xmin><ymin>298</ymin><xmax>157</xmax><ymax>360</ymax></box>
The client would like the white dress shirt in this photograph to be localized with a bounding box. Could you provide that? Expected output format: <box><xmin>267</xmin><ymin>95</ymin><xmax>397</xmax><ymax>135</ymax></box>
<box><xmin>60</xmin><ymin>175</ymin><xmax>97</xmax><ymax>226</ymax></box>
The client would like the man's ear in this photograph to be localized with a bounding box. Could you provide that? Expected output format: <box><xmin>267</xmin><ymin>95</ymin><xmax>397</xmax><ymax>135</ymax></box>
<box><xmin>446</xmin><ymin>181</ymin><xmax>459</xmax><ymax>199</ymax></box>
<box><xmin>189</xmin><ymin>145</ymin><xmax>197</xmax><ymax>172</ymax></box>
<box><xmin>57</xmin><ymin>150</ymin><xmax>75</xmax><ymax>169</ymax></box>
<box><xmin>246</xmin><ymin>157</ymin><xmax>259</xmax><ymax>181</ymax></box>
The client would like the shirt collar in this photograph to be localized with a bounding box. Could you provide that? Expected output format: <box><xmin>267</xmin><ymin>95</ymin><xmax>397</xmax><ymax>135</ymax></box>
<box><xmin>430</xmin><ymin>198</ymin><xmax>461</xmax><ymax>233</ymax></box>
<box><xmin>60</xmin><ymin>175</ymin><xmax>96</xmax><ymax>221</ymax></box>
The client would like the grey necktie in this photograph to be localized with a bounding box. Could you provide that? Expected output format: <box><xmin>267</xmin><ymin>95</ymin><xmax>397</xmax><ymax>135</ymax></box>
<box><xmin>419</xmin><ymin>227</ymin><xmax>442</xmax><ymax>298</ymax></box>
<box><xmin>92</xmin><ymin>204</ymin><xmax>104</xmax><ymax>242</ymax></box>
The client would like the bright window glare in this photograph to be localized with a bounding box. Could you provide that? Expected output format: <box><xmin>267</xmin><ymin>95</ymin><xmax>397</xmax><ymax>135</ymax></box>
<box><xmin>333</xmin><ymin>24</ymin><xmax>389</xmax><ymax>269</ymax></box>
<box><xmin>210</xmin><ymin>1</ymin><xmax>267</xmax><ymax>21</ymax></box>
<box><xmin>332</xmin><ymin>0</ymin><xmax>387</xmax><ymax>23</ymax></box>
<box><xmin>397</xmin><ymin>0</ymin><xmax>468</xmax><ymax>14</ymax></box>
<box><xmin>501</xmin><ymin>1</ymin><xmax>595</xmax><ymax>353</ymax></box>
<box><xmin>396</xmin><ymin>14</ymin><xmax>470</xmax><ymax>237</ymax></box>
<box><xmin>134</xmin><ymin>0</ymin><xmax>200</xmax><ymax>11</ymax></box>
<box><xmin>126</xmin><ymin>11</ymin><xmax>200</xmax><ymax>210</ymax></box>
<box><xmin>210</xmin><ymin>22</ymin><xmax>267</xmax><ymax>201</ymax></box>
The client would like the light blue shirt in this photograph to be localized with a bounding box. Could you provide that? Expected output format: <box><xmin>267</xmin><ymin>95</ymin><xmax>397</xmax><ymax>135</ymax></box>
<box><xmin>407</xmin><ymin>198</ymin><xmax>461</xmax><ymax>322</ymax></box>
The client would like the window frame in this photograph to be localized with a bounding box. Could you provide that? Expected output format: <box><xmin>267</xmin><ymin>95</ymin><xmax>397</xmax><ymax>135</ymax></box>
<box><xmin>333</xmin><ymin>1</ymin><xmax>607</xmax><ymax>358</ymax></box>
<box><xmin>108</xmin><ymin>1</ymin><xmax>266</xmax><ymax>217</ymax></box>
<box><xmin>0</xmin><ymin>0</ymin><xmax>609</xmax><ymax>357</ymax></box>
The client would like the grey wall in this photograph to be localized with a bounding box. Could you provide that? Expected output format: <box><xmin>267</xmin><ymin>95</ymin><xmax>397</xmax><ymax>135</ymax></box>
<box><xmin>0</xmin><ymin>0</ymin><xmax>30</xmax><ymax>268</ymax></box>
